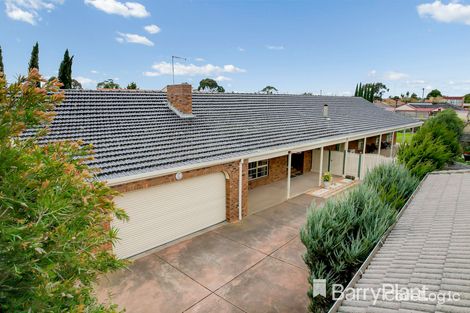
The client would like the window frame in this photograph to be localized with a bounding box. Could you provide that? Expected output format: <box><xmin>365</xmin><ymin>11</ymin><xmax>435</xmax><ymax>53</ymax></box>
<box><xmin>248</xmin><ymin>160</ymin><xmax>269</xmax><ymax>181</ymax></box>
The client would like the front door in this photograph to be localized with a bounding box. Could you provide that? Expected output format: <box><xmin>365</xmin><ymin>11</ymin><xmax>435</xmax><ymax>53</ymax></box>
<box><xmin>291</xmin><ymin>152</ymin><xmax>304</xmax><ymax>176</ymax></box>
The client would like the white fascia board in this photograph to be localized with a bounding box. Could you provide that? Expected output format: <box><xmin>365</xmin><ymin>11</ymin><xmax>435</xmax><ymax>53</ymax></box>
<box><xmin>248</xmin><ymin>151</ymin><xmax>288</xmax><ymax>162</ymax></box>
<box><xmin>105</xmin><ymin>121</ymin><xmax>422</xmax><ymax>186</ymax></box>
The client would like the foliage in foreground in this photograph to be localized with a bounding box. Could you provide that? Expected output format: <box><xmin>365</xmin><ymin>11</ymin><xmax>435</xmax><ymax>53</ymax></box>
<box><xmin>397</xmin><ymin>109</ymin><xmax>464</xmax><ymax>179</ymax></box>
<box><xmin>0</xmin><ymin>70</ymin><xmax>127</xmax><ymax>312</ymax></box>
<box><xmin>363</xmin><ymin>163</ymin><xmax>419</xmax><ymax>211</ymax></box>
<box><xmin>300</xmin><ymin>184</ymin><xmax>397</xmax><ymax>312</ymax></box>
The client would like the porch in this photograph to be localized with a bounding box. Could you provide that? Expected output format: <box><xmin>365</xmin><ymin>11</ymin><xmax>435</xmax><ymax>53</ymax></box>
<box><xmin>248</xmin><ymin>171</ymin><xmax>345</xmax><ymax>214</ymax></box>
<box><xmin>245</xmin><ymin>130</ymin><xmax>407</xmax><ymax>215</ymax></box>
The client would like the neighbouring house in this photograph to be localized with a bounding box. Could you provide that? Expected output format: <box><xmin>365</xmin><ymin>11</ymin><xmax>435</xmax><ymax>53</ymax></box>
<box><xmin>443</xmin><ymin>96</ymin><xmax>465</xmax><ymax>107</ymax></box>
<box><xmin>332</xmin><ymin>170</ymin><xmax>470</xmax><ymax>313</ymax></box>
<box><xmin>395</xmin><ymin>102</ymin><xmax>469</xmax><ymax>121</ymax></box>
<box><xmin>26</xmin><ymin>85</ymin><xmax>421</xmax><ymax>258</ymax></box>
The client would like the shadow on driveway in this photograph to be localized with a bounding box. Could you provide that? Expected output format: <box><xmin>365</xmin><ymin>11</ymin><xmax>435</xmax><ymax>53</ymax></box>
<box><xmin>97</xmin><ymin>194</ymin><xmax>324</xmax><ymax>313</ymax></box>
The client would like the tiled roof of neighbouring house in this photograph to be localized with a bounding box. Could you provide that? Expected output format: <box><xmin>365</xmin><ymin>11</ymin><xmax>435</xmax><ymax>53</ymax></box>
<box><xmin>24</xmin><ymin>90</ymin><xmax>419</xmax><ymax>180</ymax></box>
<box><xmin>407</xmin><ymin>103</ymin><xmax>465</xmax><ymax>111</ymax></box>
<box><xmin>335</xmin><ymin>170</ymin><xmax>470</xmax><ymax>313</ymax></box>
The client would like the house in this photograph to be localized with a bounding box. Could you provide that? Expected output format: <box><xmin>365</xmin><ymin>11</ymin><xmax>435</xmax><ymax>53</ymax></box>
<box><xmin>443</xmin><ymin>96</ymin><xmax>464</xmax><ymax>107</ymax></box>
<box><xmin>395</xmin><ymin>102</ymin><xmax>469</xmax><ymax>121</ymax></box>
<box><xmin>332</xmin><ymin>170</ymin><xmax>470</xmax><ymax>313</ymax></box>
<box><xmin>29</xmin><ymin>84</ymin><xmax>421</xmax><ymax>258</ymax></box>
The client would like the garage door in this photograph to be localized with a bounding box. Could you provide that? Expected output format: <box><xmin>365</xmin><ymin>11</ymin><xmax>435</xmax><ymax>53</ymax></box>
<box><xmin>112</xmin><ymin>172</ymin><xmax>226</xmax><ymax>258</ymax></box>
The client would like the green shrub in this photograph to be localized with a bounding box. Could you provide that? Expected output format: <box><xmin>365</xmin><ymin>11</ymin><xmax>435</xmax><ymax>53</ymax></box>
<box><xmin>397</xmin><ymin>109</ymin><xmax>463</xmax><ymax>179</ymax></box>
<box><xmin>0</xmin><ymin>70</ymin><xmax>127</xmax><ymax>311</ymax></box>
<box><xmin>363</xmin><ymin>163</ymin><xmax>419</xmax><ymax>211</ymax></box>
<box><xmin>398</xmin><ymin>131</ymin><xmax>452</xmax><ymax>179</ymax></box>
<box><xmin>300</xmin><ymin>185</ymin><xmax>396</xmax><ymax>312</ymax></box>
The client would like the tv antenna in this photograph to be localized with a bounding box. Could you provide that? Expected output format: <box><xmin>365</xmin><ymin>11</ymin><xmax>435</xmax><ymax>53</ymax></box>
<box><xmin>172</xmin><ymin>55</ymin><xmax>187</xmax><ymax>84</ymax></box>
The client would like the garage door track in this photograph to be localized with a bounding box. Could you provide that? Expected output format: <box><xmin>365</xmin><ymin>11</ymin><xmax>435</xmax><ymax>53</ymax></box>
<box><xmin>96</xmin><ymin>194</ymin><xmax>323</xmax><ymax>313</ymax></box>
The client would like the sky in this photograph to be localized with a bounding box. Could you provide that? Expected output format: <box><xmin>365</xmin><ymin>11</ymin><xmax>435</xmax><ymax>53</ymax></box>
<box><xmin>2</xmin><ymin>0</ymin><xmax>470</xmax><ymax>97</ymax></box>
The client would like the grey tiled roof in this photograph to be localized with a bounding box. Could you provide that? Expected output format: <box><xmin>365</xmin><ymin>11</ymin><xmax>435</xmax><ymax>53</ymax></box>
<box><xmin>336</xmin><ymin>170</ymin><xmax>470</xmax><ymax>313</ymax></box>
<box><xmin>25</xmin><ymin>90</ymin><xmax>418</xmax><ymax>180</ymax></box>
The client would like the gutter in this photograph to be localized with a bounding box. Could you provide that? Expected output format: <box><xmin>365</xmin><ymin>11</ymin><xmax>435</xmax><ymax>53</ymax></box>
<box><xmin>105</xmin><ymin>122</ymin><xmax>422</xmax><ymax>186</ymax></box>
<box><xmin>327</xmin><ymin>171</ymin><xmax>430</xmax><ymax>313</ymax></box>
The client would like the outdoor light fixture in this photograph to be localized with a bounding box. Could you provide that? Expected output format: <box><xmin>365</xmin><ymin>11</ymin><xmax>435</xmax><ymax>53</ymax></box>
<box><xmin>175</xmin><ymin>172</ymin><xmax>183</xmax><ymax>180</ymax></box>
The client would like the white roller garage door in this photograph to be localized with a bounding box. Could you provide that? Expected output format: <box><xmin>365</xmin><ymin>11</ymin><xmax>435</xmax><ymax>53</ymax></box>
<box><xmin>112</xmin><ymin>172</ymin><xmax>226</xmax><ymax>258</ymax></box>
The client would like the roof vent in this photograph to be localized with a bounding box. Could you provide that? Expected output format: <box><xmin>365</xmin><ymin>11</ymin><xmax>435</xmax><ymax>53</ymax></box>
<box><xmin>166</xmin><ymin>83</ymin><xmax>194</xmax><ymax>118</ymax></box>
<box><xmin>323</xmin><ymin>104</ymin><xmax>330</xmax><ymax>120</ymax></box>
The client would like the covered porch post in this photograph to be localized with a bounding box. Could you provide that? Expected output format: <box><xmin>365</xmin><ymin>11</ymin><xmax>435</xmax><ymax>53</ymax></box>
<box><xmin>286</xmin><ymin>151</ymin><xmax>292</xmax><ymax>199</ymax></box>
<box><xmin>360</xmin><ymin>137</ymin><xmax>367</xmax><ymax>179</ymax></box>
<box><xmin>377</xmin><ymin>133</ymin><xmax>382</xmax><ymax>157</ymax></box>
<box><xmin>390</xmin><ymin>131</ymin><xmax>396</xmax><ymax>158</ymax></box>
<box><xmin>343</xmin><ymin>140</ymin><xmax>349</xmax><ymax>177</ymax></box>
<box><xmin>318</xmin><ymin>146</ymin><xmax>324</xmax><ymax>187</ymax></box>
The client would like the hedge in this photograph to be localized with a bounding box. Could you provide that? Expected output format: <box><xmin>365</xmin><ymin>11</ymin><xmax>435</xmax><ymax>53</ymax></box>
<box><xmin>300</xmin><ymin>184</ymin><xmax>397</xmax><ymax>312</ymax></box>
<box><xmin>397</xmin><ymin>109</ymin><xmax>464</xmax><ymax>179</ymax></box>
<box><xmin>301</xmin><ymin>163</ymin><xmax>419</xmax><ymax>312</ymax></box>
<box><xmin>363</xmin><ymin>163</ymin><xmax>419</xmax><ymax>211</ymax></box>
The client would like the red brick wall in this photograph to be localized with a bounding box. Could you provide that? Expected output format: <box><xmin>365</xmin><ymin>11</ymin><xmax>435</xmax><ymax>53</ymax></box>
<box><xmin>303</xmin><ymin>150</ymin><xmax>312</xmax><ymax>173</ymax></box>
<box><xmin>248</xmin><ymin>156</ymin><xmax>287</xmax><ymax>189</ymax></box>
<box><xmin>166</xmin><ymin>84</ymin><xmax>192</xmax><ymax>114</ymax></box>
<box><xmin>112</xmin><ymin>160</ymin><xmax>247</xmax><ymax>222</ymax></box>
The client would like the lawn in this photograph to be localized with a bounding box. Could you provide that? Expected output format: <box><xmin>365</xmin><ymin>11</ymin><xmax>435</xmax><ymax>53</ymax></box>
<box><xmin>396</xmin><ymin>132</ymin><xmax>414</xmax><ymax>144</ymax></box>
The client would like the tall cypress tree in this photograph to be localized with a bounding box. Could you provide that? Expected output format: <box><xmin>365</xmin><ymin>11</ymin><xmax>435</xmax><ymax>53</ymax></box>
<box><xmin>0</xmin><ymin>45</ymin><xmax>4</xmax><ymax>76</ymax></box>
<box><xmin>358</xmin><ymin>83</ymin><xmax>363</xmax><ymax>98</ymax></box>
<box><xmin>28</xmin><ymin>42</ymin><xmax>39</xmax><ymax>72</ymax></box>
<box><xmin>354</xmin><ymin>84</ymin><xmax>358</xmax><ymax>97</ymax></box>
<box><xmin>58</xmin><ymin>49</ymin><xmax>73</xmax><ymax>89</ymax></box>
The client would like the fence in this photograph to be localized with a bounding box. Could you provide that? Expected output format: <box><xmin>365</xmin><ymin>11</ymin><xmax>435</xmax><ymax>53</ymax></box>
<box><xmin>312</xmin><ymin>149</ymin><xmax>394</xmax><ymax>180</ymax></box>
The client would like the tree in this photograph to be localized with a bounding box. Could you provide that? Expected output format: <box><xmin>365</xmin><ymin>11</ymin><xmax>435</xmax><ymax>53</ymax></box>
<box><xmin>197</xmin><ymin>78</ymin><xmax>225</xmax><ymax>92</ymax></box>
<box><xmin>0</xmin><ymin>45</ymin><xmax>4</xmax><ymax>76</ymax></box>
<box><xmin>97</xmin><ymin>79</ymin><xmax>120</xmax><ymax>89</ymax></box>
<box><xmin>410</xmin><ymin>93</ymin><xmax>418</xmax><ymax>99</ymax></box>
<box><xmin>261</xmin><ymin>86</ymin><xmax>278</xmax><ymax>94</ymax></box>
<box><xmin>127</xmin><ymin>82</ymin><xmax>138</xmax><ymax>89</ymax></box>
<box><xmin>0</xmin><ymin>69</ymin><xmax>126</xmax><ymax>311</ymax></box>
<box><xmin>58</xmin><ymin>49</ymin><xmax>73</xmax><ymax>89</ymax></box>
<box><xmin>464</xmin><ymin>94</ymin><xmax>470</xmax><ymax>103</ymax></box>
<box><xmin>28</xmin><ymin>42</ymin><xmax>39</xmax><ymax>71</ymax></box>
<box><xmin>354</xmin><ymin>82</ymin><xmax>388</xmax><ymax>101</ymax></box>
<box><xmin>72</xmin><ymin>79</ymin><xmax>82</xmax><ymax>89</ymax></box>
<box><xmin>426</xmin><ymin>89</ymin><xmax>442</xmax><ymax>99</ymax></box>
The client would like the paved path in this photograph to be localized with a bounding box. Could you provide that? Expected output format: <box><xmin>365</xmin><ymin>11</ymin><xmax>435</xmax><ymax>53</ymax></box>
<box><xmin>97</xmin><ymin>194</ymin><xmax>324</xmax><ymax>313</ymax></box>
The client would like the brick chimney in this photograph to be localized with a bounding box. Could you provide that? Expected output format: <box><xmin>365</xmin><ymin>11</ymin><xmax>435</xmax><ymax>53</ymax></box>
<box><xmin>166</xmin><ymin>83</ymin><xmax>193</xmax><ymax>118</ymax></box>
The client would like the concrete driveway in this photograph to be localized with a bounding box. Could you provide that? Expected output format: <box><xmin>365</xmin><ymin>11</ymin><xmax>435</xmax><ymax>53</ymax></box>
<box><xmin>96</xmin><ymin>194</ymin><xmax>323</xmax><ymax>313</ymax></box>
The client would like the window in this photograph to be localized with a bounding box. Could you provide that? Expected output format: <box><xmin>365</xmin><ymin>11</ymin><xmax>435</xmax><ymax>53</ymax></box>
<box><xmin>248</xmin><ymin>160</ymin><xmax>269</xmax><ymax>180</ymax></box>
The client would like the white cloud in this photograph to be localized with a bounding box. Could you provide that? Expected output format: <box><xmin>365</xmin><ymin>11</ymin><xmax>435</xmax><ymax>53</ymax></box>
<box><xmin>5</xmin><ymin>0</ymin><xmax>64</xmax><ymax>25</ymax></box>
<box><xmin>91</xmin><ymin>69</ymin><xmax>99</xmax><ymax>74</ymax></box>
<box><xmin>116</xmin><ymin>32</ymin><xmax>154</xmax><ymax>46</ymax></box>
<box><xmin>75</xmin><ymin>76</ymin><xmax>96</xmax><ymax>87</ymax></box>
<box><xmin>368</xmin><ymin>69</ymin><xmax>377</xmax><ymax>77</ymax></box>
<box><xmin>84</xmin><ymin>0</ymin><xmax>149</xmax><ymax>18</ymax></box>
<box><xmin>384</xmin><ymin>71</ymin><xmax>408</xmax><ymax>81</ymax></box>
<box><xmin>195</xmin><ymin>57</ymin><xmax>205</xmax><ymax>62</ymax></box>
<box><xmin>266</xmin><ymin>45</ymin><xmax>284</xmax><ymax>50</ymax></box>
<box><xmin>237</xmin><ymin>47</ymin><xmax>245</xmax><ymax>52</ymax></box>
<box><xmin>143</xmin><ymin>62</ymin><xmax>246</xmax><ymax>76</ymax></box>
<box><xmin>417</xmin><ymin>1</ymin><xmax>470</xmax><ymax>25</ymax></box>
<box><xmin>144</xmin><ymin>24</ymin><xmax>160</xmax><ymax>34</ymax></box>
<box><xmin>215</xmin><ymin>75</ymin><xmax>231</xmax><ymax>82</ymax></box>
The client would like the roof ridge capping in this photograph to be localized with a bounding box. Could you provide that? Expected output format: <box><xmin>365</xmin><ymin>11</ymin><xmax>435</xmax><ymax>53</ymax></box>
<box><xmin>166</xmin><ymin>83</ymin><xmax>195</xmax><ymax>119</ymax></box>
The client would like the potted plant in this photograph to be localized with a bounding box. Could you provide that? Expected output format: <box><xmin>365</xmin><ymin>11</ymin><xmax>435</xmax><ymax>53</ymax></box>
<box><xmin>322</xmin><ymin>172</ymin><xmax>332</xmax><ymax>188</ymax></box>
